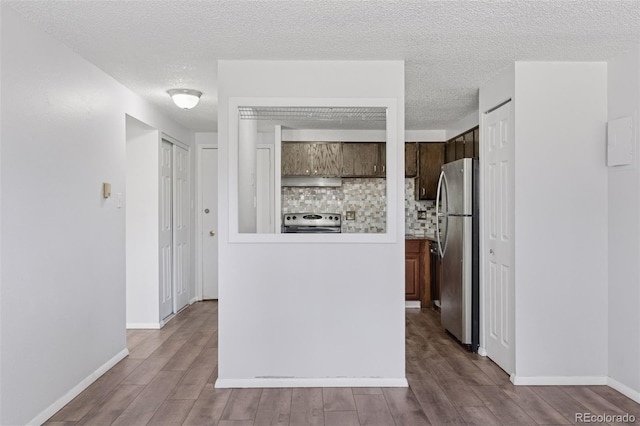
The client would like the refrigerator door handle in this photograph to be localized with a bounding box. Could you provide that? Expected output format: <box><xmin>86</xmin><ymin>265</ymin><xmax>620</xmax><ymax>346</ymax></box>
<box><xmin>435</xmin><ymin>170</ymin><xmax>449</xmax><ymax>258</ymax></box>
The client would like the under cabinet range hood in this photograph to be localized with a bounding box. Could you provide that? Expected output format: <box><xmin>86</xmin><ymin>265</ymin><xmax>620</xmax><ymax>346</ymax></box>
<box><xmin>281</xmin><ymin>176</ymin><xmax>342</xmax><ymax>187</ymax></box>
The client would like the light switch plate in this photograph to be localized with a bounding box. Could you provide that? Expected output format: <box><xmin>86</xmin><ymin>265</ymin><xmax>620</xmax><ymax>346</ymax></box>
<box><xmin>418</xmin><ymin>210</ymin><xmax>427</xmax><ymax>220</ymax></box>
<box><xmin>346</xmin><ymin>211</ymin><xmax>356</xmax><ymax>221</ymax></box>
<box><xmin>607</xmin><ymin>116</ymin><xmax>633</xmax><ymax>166</ymax></box>
<box><xmin>103</xmin><ymin>182</ymin><xmax>111</xmax><ymax>198</ymax></box>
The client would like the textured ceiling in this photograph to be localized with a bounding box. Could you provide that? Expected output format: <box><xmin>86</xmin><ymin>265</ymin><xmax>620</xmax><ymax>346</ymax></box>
<box><xmin>6</xmin><ymin>0</ymin><xmax>640</xmax><ymax>132</ymax></box>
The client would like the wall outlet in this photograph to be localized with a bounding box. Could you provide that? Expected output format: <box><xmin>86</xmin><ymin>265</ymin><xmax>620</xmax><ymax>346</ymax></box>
<box><xmin>346</xmin><ymin>211</ymin><xmax>356</xmax><ymax>221</ymax></box>
<box><xmin>418</xmin><ymin>210</ymin><xmax>427</xmax><ymax>220</ymax></box>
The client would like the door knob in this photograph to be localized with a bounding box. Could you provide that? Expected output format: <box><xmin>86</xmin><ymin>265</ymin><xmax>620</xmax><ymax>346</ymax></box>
<box><xmin>209</xmin><ymin>231</ymin><xmax>216</xmax><ymax>237</ymax></box>
<box><xmin>489</xmin><ymin>249</ymin><xmax>494</xmax><ymax>254</ymax></box>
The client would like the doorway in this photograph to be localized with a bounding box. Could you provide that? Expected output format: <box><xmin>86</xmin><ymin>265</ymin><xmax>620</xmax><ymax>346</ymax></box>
<box><xmin>125</xmin><ymin>115</ymin><xmax>191</xmax><ymax>328</ymax></box>
<box><xmin>199</xmin><ymin>146</ymin><xmax>218</xmax><ymax>299</ymax></box>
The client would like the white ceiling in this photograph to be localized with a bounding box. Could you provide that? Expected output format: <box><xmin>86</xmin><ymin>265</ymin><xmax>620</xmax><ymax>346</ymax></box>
<box><xmin>6</xmin><ymin>0</ymin><xmax>640</xmax><ymax>132</ymax></box>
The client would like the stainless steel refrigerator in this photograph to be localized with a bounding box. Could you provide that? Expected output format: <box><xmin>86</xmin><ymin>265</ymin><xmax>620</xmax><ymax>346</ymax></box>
<box><xmin>436</xmin><ymin>158</ymin><xmax>479</xmax><ymax>352</ymax></box>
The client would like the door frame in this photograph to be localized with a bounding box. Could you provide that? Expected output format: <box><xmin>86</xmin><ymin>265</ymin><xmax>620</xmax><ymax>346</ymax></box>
<box><xmin>196</xmin><ymin>143</ymin><xmax>218</xmax><ymax>301</ymax></box>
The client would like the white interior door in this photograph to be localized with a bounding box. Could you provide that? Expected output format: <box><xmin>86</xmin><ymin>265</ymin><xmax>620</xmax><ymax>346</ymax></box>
<box><xmin>159</xmin><ymin>140</ymin><xmax>174</xmax><ymax>320</ymax></box>
<box><xmin>256</xmin><ymin>146</ymin><xmax>274</xmax><ymax>233</ymax></box>
<box><xmin>201</xmin><ymin>148</ymin><xmax>218</xmax><ymax>299</ymax></box>
<box><xmin>483</xmin><ymin>101</ymin><xmax>515</xmax><ymax>374</ymax></box>
<box><xmin>173</xmin><ymin>144</ymin><xmax>190</xmax><ymax>312</ymax></box>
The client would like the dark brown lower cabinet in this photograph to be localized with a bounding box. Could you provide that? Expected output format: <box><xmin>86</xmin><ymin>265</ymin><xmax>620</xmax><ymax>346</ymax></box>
<box><xmin>405</xmin><ymin>240</ymin><xmax>432</xmax><ymax>305</ymax></box>
<box><xmin>405</xmin><ymin>252</ymin><xmax>420</xmax><ymax>300</ymax></box>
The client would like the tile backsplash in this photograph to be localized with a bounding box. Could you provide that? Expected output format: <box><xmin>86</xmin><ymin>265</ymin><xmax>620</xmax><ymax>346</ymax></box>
<box><xmin>281</xmin><ymin>178</ymin><xmax>438</xmax><ymax>234</ymax></box>
<box><xmin>405</xmin><ymin>178</ymin><xmax>437</xmax><ymax>235</ymax></box>
<box><xmin>282</xmin><ymin>178</ymin><xmax>386</xmax><ymax>233</ymax></box>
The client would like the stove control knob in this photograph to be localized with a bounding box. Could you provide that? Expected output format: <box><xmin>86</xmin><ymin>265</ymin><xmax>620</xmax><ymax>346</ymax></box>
<box><xmin>335</xmin><ymin>216</ymin><xmax>339</xmax><ymax>220</ymax></box>
<box><xmin>328</xmin><ymin>216</ymin><xmax>333</xmax><ymax>220</ymax></box>
<box><xmin>286</xmin><ymin>216</ymin><xmax>290</xmax><ymax>220</ymax></box>
<box><xmin>292</xmin><ymin>216</ymin><xmax>297</xmax><ymax>220</ymax></box>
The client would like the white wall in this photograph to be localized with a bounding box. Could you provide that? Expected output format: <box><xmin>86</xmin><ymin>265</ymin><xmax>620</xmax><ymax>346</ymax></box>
<box><xmin>513</xmin><ymin>62</ymin><xmax>608</xmax><ymax>381</ymax></box>
<box><xmin>126</xmin><ymin>117</ymin><xmax>160</xmax><ymax>327</ymax></box>
<box><xmin>238</xmin><ymin>119</ymin><xmax>258</xmax><ymax>233</ymax></box>
<box><xmin>217</xmin><ymin>60</ymin><xmax>406</xmax><ymax>387</ymax></box>
<box><xmin>479</xmin><ymin>65</ymin><xmax>515</xmax><ymax>115</ymax></box>
<box><xmin>196</xmin><ymin>132</ymin><xmax>218</xmax><ymax>146</ymax></box>
<box><xmin>607</xmin><ymin>47</ymin><xmax>640</xmax><ymax>400</ymax></box>
<box><xmin>0</xmin><ymin>6</ymin><xmax>193</xmax><ymax>425</ymax></box>
<box><xmin>445</xmin><ymin>109</ymin><xmax>479</xmax><ymax>141</ymax></box>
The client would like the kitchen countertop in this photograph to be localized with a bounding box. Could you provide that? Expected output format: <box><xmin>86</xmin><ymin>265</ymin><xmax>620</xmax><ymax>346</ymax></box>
<box><xmin>405</xmin><ymin>233</ymin><xmax>437</xmax><ymax>242</ymax></box>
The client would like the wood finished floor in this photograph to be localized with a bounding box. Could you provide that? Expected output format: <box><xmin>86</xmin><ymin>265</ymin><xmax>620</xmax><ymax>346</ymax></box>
<box><xmin>45</xmin><ymin>301</ymin><xmax>640</xmax><ymax>425</ymax></box>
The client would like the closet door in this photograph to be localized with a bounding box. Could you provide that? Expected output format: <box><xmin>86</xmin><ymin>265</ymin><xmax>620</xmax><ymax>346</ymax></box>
<box><xmin>159</xmin><ymin>140</ymin><xmax>174</xmax><ymax>320</ymax></box>
<box><xmin>173</xmin><ymin>144</ymin><xmax>190</xmax><ymax>311</ymax></box>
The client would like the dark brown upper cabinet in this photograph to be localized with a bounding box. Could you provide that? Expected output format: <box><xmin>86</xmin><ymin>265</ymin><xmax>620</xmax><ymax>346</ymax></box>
<box><xmin>281</xmin><ymin>142</ymin><xmax>342</xmax><ymax>177</ymax></box>
<box><xmin>417</xmin><ymin>142</ymin><xmax>445</xmax><ymax>200</ymax></box>
<box><xmin>405</xmin><ymin>142</ymin><xmax>418</xmax><ymax>177</ymax></box>
<box><xmin>310</xmin><ymin>143</ymin><xmax>342</xmax><ymax>176</ymax></box>
<box><xmin>445</xmin><ymin>139</ymin><xmax>456</xmax><ymax>164</ymax></box>
<box><xmin>378</xmin><ymin>143</ymin><xmax>386</xmax><ymax>177</ymax></box>
<box><xmin>342</xmin><ymin>142</ymin><xmax>385</xmax><ymax>177</ymax></box>
<box><xmin>282</xmin><ymin>143</ymin><xmax>313</xmax><ymax>176</ymax></box>
<box><xmin>444</xmin><ymin>126</ymin><xmax>479</xmax><ymax>163</ymax></box>
<box><xmin>473</xmin><ymin>128</ymin><xmax>479</xmax><ymax>158</ymax></box>
<box><xmin>464</xmin><ymin>131</ymin><xmax>475</xmax><ymax>158</ymax></box>
<box><xmin>454</xmin><ymin>136</ymin><xmax>464</xmax><ymax>161</ymax></box>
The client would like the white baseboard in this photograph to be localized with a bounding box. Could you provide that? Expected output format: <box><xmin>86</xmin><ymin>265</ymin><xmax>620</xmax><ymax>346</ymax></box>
<box><xmin>126</xmin><ymin>322</ymin><xmax>161</xmax><ymax>329</ymax></box>
<box><xmin>511</xmin><ymin>375</ymin><xmax>607</xmax><ymax>386</ymax></box>
<box><xmin>477</xmin><ymin>347</ymin><xmax>487</xmax><ymax>356</ymax></box>
<box><xmin>405</xmin><ymin>301</ymin><xmax>421</xmax><ymax>309</ymax></box>
<box><xmin>27</xmin><ymin>348</ymin><xmax>129</xmax><ymax>426</ymax></box>
<box><xmin>608</xmin><ymin>377</ymin><xmax>640</xmax><ymax>403</ymax></box>
<box><xmin>215</xmin><ymin>377</ymin><xmax>409</xmax><ymax>388</ymax></box>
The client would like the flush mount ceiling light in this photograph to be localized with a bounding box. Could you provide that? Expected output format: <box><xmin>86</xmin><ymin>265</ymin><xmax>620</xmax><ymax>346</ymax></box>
<box><xmin>167</xmin><ymin>89</ymin><xmax>202</xmax><ymax>110</ymax></box>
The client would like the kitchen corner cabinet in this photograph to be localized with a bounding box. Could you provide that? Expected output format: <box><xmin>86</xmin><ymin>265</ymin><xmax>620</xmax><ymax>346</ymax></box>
<box><xmin>405</xmin><ymin>142</ymin><xmax>418</xmax><ymax>177</ymax></box>
<box><xmin>416</xmin><ymin>142</ymin><xmax>445</xmax><ymax>200</ymax></box>
<box><xmin>281</xmin><ymin>142</ymin><xmax>342</xmax><ymax>177</ymax></box>
<box><xmin>342</xmin><ymin>142</ymin><xmax>385</xmax><ymax>177</ymax></box>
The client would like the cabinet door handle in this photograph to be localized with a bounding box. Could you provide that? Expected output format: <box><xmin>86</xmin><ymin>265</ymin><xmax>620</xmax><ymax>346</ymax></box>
<box><xmin>382</xmin><ymin>165</ymin><xmax>385</xmax><ymax>173</ymax></box>
<box><xmin>305</xmin><ymin>169</ymin><xmax>310</xmax><ymax>174</ymax></box>
<box><xmin>374</xmin><ymin>164</ymin><xmax>377</xmax><ymax>173</ymax></box>
<box><xmin>421</xmin><ymin>188</ymin><xmax>426</xmax><ymax>196</ymax></box>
